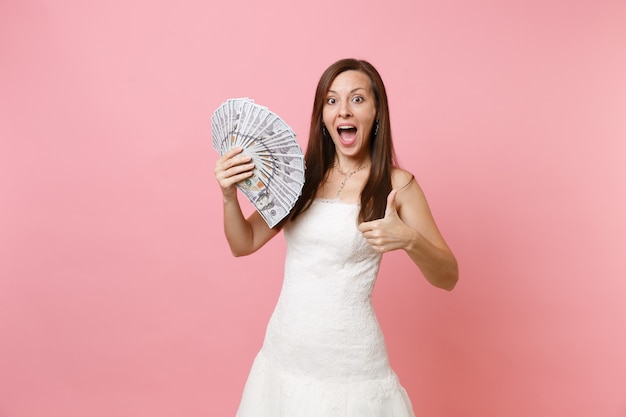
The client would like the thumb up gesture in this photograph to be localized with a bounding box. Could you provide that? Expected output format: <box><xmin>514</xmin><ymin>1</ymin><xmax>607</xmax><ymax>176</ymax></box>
<box><xmin>358</xmin><ymin>190</ymin><xmax>415</xmax><ymax>253</ymax></box>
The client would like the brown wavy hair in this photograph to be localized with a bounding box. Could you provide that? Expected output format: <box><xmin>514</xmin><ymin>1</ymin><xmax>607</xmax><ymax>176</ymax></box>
<box><xmin>288</xmin><ymin>58</ymin><xmax>397</xmax><ymax>224</ymax></box>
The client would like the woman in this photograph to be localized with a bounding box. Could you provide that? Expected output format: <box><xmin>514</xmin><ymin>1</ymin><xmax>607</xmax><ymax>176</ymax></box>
<box><xmin>214</xmin><ymin>58</ymin><xmax>458</xmax><ymax>416</ymax></box>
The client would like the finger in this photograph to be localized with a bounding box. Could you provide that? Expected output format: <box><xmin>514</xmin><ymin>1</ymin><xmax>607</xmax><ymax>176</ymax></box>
<box><xmin>216</xmin><ymin>162</ymin><xmax>255</xmax><ymax>182</ymax></box>
<box><xmin>217</xmin><ymin>151</ymin><xmax>252</xmax><ymax>173</ymax></box>
<box><xmin>218</xmin><ymin>147</ymin><xmax>245</xmax><ymax>165</ymax></box>
<box><xmin>384</xmin><ymin>190</ymin><xmax>398</xmax><ymax>218</ymax></box>
<box><xmin>215</xmin><ymin>150</ymin><xmax>255</xmax><ymax>185</ymax></box>
<box><xmin>222</xmin><ymin>146</ymin><xmax>244</xmax><ymax>159</ymax></box>
<box><xmin>227</xmin><ymin>170</ymin><xmax>255</xmax><ymax>184</ymax></box>
<box><xmin>358</xmin><ymin>220</ymin><xmax>376</xmax><ymax>233</ymax></box>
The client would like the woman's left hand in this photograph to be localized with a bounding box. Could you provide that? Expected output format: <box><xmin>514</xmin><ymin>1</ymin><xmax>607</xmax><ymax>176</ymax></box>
<box><xmin>358</xmin><ymin>190</ymin><xmax>417</xmax><ymax>253</ymax></box>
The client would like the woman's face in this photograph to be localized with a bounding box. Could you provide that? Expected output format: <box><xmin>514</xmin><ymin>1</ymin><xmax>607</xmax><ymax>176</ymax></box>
<box><xmin>322</xmin><ymin>70</ymin><xmax>378</xmax><ymax>161</ymax></box>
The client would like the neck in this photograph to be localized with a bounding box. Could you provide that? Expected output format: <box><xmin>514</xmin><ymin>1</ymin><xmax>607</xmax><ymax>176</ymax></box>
<box><xmin>334</xmin><ymin>156</ymin><xmax>370</xmax><ymax>174</ymax></box>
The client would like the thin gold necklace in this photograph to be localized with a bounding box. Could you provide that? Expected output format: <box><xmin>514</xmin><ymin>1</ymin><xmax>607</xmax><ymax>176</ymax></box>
<box><xmin>333</xmin><ymin>162</ymin><xmax>370</xmax><ymax>196</ymax></box>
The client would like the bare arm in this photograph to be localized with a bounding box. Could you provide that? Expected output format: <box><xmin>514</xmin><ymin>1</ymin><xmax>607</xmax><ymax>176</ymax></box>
<box><xmin>214</xmin><ymin>147</ymin><xmax>279</xmax><ymax>256</ymax></box>
<box><xmin>358</xmin><ymin>170</ymin><xmax>458</xmax><ymax>290</ymax></box>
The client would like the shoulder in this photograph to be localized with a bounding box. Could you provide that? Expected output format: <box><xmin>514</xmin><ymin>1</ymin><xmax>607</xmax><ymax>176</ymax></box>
<box><xmin>391</xmin><ymin>167</ymin><xmax>416</xmax><ymax>191</ymax></box>
<box><xmin>390</xmin><ymin>167</ymin><xmax>429</xmax><ymax>212</ymax></box>
<box><xmin>390</xmin><ymin>168</ymin><xmax>440</xmax><ymax>238</ymax></box>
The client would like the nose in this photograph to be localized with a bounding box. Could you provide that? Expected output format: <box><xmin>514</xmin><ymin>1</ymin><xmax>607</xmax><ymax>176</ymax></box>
<box><xmin>338</xmin><ymin>101</ymin><xmax>352</xmax><ymax>117</ymax></box>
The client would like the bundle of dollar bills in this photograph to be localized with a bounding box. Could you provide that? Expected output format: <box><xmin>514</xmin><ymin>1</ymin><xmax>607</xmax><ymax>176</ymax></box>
<box><xmin>211</xmin><ymin>98</ymin><xmax>305</xmax><ymax>227</ymax></box>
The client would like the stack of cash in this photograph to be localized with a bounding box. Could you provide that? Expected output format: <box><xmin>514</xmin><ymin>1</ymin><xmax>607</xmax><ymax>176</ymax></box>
<box><xmin>212</xmin><ymin>98</ymin><xmax>305</xmax><ymax>228</ymax></box>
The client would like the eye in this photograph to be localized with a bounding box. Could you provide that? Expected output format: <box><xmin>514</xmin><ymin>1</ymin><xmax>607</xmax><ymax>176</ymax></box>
<box><xmin>326</xmin><ymin>97</ymin><xmax>336</xmax><ymax>105</ymax></box>
<box><xmin>352</xmin><ymin>96</ymin><xmax>364</xmax><ymax>103</ymax></box>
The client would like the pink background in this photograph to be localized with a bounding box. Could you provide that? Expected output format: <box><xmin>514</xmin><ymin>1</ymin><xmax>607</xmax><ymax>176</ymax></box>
<box><xmin>1</xmin><ymin>0</ymin><xmax>625</xmax><ymax>416</ymax></box>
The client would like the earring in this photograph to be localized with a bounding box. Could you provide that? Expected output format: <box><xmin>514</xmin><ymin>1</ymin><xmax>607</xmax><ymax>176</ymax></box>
<box><xmin>373</xmin><ymin>119</ymin><xmax>379</xmax><ymax>136</ymax></box>
<box><xmin>322</xmin><ymin>125</ymin><xmax>329</xmax><ymax>137</ymax></box>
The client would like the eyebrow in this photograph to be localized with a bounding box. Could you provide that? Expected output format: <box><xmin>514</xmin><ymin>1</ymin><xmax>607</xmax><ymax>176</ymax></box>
<box><xmin>327</xmin><ymin>87</ymin><xmax>367</xmax><ymax>94</ymax></box>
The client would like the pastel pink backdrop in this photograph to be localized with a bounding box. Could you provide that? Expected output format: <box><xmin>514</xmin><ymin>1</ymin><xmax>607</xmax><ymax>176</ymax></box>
<box><xmin>1</xmin><ymin>0</ymin><xmax>625</xmax><ymax>416</ymax></box>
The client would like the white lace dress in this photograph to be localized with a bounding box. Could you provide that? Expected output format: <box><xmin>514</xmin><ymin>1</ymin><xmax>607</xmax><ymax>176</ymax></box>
<box><xmin>235</xmin><ymin>199</ymin><xmax>416</xmax><ymax>417</ymax></box>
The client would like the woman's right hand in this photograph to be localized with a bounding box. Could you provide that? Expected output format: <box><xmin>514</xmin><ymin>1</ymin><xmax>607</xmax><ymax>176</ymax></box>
<box><xmin>214</xmin><ymin>147</ymin><xmax>255</xmax><ymax>200</ymax></box>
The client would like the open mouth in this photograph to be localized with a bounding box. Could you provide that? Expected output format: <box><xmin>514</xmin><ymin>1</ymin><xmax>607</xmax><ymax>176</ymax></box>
<box><xmin>337</xmin><ymin>126</ymin><xmax>357</xmax><ymax>145</ymax></box>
